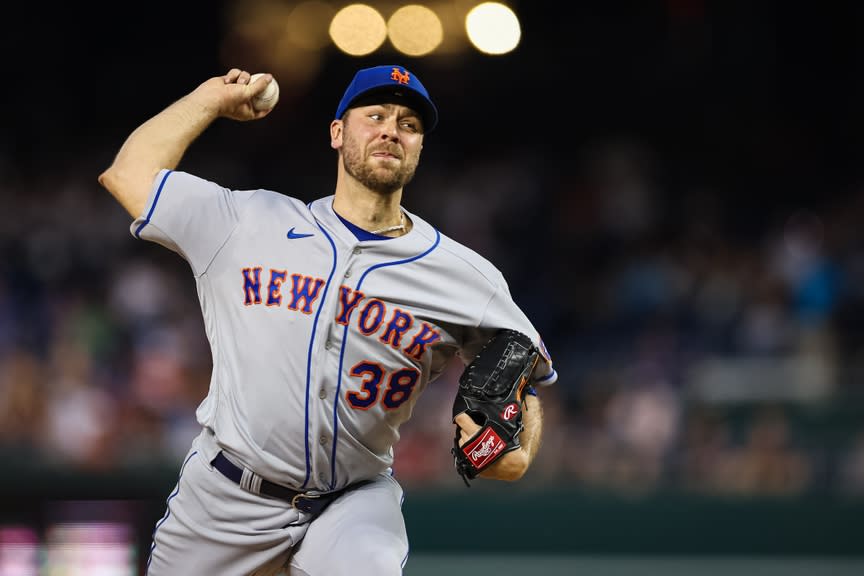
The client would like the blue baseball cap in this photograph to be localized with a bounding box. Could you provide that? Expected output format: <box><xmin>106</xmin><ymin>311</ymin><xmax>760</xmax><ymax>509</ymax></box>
<box><xmin>335</xmin><ymin>65</ymin><xmax>438</xmax><ymax>132</ymax></box>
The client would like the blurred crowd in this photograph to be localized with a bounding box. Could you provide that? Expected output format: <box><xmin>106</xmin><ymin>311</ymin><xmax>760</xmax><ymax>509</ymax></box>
<box><xmin>1</xmin><ymin>135</ymin><xmax>864</xmax><ymax>499</ymax></box>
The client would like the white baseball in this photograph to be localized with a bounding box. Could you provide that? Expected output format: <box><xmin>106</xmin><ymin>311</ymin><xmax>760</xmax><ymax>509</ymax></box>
<box><xmin>250</xmin><ymin>73</ymin><xmax>280</xmax><ymax>111</ymax></box>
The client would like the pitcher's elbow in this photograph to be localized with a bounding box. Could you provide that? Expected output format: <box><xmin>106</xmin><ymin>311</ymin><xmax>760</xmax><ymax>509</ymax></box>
<box><xmin>97</xmin><ymin>166</ymin><xmax>146</xmax><ymax>219</ymax></box>
<box><xmin>97</xmin><ymin>166</ymin><xmax>118</xmax><ymax>195</ymax></box>
<box><xmin>505</xmin><ymin>464</ymin><xmax>529</xmax><ymax>482</ymax></box>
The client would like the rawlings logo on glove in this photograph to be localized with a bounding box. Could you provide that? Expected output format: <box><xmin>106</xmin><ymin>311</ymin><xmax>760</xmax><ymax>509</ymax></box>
<box><xmin>464</xmin><ymin>428</ymin><xmax>505</xmax><ymax>468</ymax></box>
<box><xmin>451</xmin><ymin>329</ymin><xmax>540</xmax><ymax>486</ymax></box>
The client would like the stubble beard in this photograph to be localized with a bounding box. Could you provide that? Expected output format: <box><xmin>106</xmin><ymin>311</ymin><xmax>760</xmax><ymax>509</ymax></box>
<box><xmin>342</xmin><ymin>134</ymin><xmax>419</xmax><ymax>195</ymax></box>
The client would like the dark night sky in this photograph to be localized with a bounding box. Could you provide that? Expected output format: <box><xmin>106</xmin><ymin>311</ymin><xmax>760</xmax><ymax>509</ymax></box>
<box><xmin>3</xmin><ymin>1</ymin><xmax>864</xmax><ymax>217</ymax></box>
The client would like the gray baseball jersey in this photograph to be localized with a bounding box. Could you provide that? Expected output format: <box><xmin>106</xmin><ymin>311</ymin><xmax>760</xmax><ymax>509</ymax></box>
<box><xmin>135</xmin><ymin>169</ymin><xmax>557</xmax><ymax>574</ymax></box>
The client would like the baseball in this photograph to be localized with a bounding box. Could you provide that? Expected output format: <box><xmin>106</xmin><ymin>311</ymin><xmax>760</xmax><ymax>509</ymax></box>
<box><xmin>250</xmin><ymin>73</ymin><xmax>280</xmax><ymax>111</ymax></box>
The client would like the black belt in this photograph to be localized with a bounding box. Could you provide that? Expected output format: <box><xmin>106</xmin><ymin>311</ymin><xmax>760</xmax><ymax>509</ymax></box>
<box><xmin>211</xmin><ymin>451</ymin><xmax>341</xmax><ymax>516</ymax></box>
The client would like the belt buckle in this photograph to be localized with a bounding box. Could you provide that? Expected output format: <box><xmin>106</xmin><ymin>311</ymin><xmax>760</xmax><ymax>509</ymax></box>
<box><xmin>291</xmin><ymin>492</ymin><xmax>320</xmax><ymax>513</ymax></box>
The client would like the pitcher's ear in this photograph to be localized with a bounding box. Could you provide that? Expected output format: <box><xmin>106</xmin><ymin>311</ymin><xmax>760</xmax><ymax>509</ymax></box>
<box><xmin>330</xmin><ymin>119</ymin><xmax>343</xmax><ymax>149</ymax></box>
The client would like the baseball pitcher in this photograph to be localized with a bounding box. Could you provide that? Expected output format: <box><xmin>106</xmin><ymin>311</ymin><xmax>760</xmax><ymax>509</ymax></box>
<box><xmin>98</xmin><ymin>64</ymin><xmax>557</xmax><ymax>576</ymax></box>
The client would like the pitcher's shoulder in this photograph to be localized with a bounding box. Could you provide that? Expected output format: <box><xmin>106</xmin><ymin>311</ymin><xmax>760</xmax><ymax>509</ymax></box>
<box><xmin>246</xmin><ymin>189</ymin><xmax>316</xmax><ymax>218</ymax></box>
<box><xmin>430</xmin><ymin>230</ymin><xmax>506</xmax><ymax>285</ymax></box>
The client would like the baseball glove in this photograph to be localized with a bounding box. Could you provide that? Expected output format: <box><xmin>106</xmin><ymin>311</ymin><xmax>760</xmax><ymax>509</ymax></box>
<box><xmin>451</xmin><ymin>329</ymin><xmax>540</xmax><ymax>486</ymax></box>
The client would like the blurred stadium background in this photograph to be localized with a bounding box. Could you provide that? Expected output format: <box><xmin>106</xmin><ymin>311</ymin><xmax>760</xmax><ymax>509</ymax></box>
<box><xmin>2</xmin><ymin>0</ymin><xmax>864</xmax><ymax>574</ymax></box>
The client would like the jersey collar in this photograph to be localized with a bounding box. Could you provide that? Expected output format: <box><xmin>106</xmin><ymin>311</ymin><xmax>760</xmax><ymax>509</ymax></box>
<box><xmin>309</xmin><ymin>196</ymin><xmax>437</xmax><ymax>253</ymax></box>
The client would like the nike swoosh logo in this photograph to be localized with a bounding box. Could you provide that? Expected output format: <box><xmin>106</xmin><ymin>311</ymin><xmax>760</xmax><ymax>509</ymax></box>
<box><xmin>286</xmin><ymin>227</ymin><xmax>314</xmax><ymax>239</ymax></box>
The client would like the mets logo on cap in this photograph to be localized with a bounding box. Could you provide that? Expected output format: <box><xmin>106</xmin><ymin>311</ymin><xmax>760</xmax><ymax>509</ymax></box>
<box><xmin>390</xmin><ymin>67</ymin><xmax>410</xmax><ymax>85</ymax></box>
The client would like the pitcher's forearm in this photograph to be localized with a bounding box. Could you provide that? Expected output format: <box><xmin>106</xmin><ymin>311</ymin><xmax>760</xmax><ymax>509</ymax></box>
<box><xmin>98</xmin><ymin>94</ymin><xmax>219</xmax><ymax>218</ymax></box>
<box><xmin>480</xmin><ymin>394</ymin><xmax>544</xmax><ymax>481</ymax></box>
<box><xmin>98</xmin><ymin>69</ymin><xmax>276</xmax><ymax>218</ymax></box>
<box><xmin>519</xmin><ymin>394</ymin><xmax>543</xmax><ymax>463</ymax></box>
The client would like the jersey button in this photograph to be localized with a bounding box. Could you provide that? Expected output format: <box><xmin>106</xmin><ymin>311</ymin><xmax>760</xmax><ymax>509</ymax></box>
<box><xmin>318</xmin><ymin>472</ymin><xmax>327</xmax><ymax>483</ymax></box>
<box><xmin>344</xmin><ymin>270</ymin><xmax>352</xmax><ymax>278</ymax></box>
<box><xmin>319</xmin><ymin>435</ymin><xmax>328</xmax><ymax>445</ymax></box>
<box><xmin>318</xmin><ymin>388</ymin><xmax>326</xmax><ymax>399</ymax></box>
<box><xmin>353</xmin><ymin>247</ymin><xmax>361</xmax><ymax>255</ymax></box>
<box><xmin>325</xmin><ymin>340</ymin><xmax>333</xmax><ymax>350</ymax></box>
